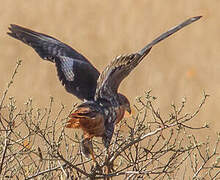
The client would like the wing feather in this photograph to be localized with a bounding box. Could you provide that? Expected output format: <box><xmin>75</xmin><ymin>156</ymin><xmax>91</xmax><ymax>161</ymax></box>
<box><xmin>8</xmin><ymin>24</ymin><xmax>100</xmax><ymax>100</ymax></box>
<box><xmin>95</xmin><ymin>16</ymin><xmax>202</xmax><ymax>100</ymax></box>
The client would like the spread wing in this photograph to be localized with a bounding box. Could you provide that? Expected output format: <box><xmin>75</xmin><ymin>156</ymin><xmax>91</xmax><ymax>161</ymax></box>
<box><xmin>8</xmin><ymin>24</ymin><xmax>100</xmax><ymax>101</ymax></box>
<box><xmin>95</xmin><ymin>16</ymin><xmax>201</xmax><ymax>100</ymax></box>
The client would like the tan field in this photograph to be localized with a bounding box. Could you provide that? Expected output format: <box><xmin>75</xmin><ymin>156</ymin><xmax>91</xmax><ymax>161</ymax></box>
<box><xmin>0</xmin><ymin>1</ymin><xmax>219</xmax><ymax>176</ymax></box>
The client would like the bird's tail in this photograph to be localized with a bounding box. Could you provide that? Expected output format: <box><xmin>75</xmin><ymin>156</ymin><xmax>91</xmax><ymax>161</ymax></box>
<box><xmin>66</xmin><ymin>106</ymin><xmax>105</xmax><ymax>138</ymax></box>
<box><xmin>66</xmin><ymin>112</ymin><xmax>88</xmax><ymax>129</ymax></box>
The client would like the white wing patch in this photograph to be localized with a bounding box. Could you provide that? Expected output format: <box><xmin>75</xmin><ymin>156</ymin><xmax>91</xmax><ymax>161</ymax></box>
<box><xmin>60</xmin><ymin>56</ymin><xmax>75</xmax><ymax>81</ymax></box>
<box><xmin>60</xmin><ymin>56</ymin><xmax>95</xmax><ymax>82</ymax></box>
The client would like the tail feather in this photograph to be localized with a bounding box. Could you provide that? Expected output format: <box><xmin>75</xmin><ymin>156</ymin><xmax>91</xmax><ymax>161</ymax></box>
<box><xmin>66</xmin><ymin>109</ymin><xmax>105</xmax><ymax>137</ymax></box>
<box><xmin>66</xmin><ymin>113</ymin><xmax>90</xmax><ymax>129</ymax></box>
<box><xmin>66</xmin><ymin>118</ymin><xmax>80</xmax><ymax>128</ymax></box>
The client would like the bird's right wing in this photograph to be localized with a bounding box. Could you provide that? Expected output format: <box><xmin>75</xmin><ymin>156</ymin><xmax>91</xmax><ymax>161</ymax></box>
<box><xmin>8</xmin><ymin>24</ymin><xmax>100</xmax><ymax>101</ymax></box>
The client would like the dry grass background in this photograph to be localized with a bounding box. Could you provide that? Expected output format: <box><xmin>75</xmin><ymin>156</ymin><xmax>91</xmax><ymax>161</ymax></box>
<box><xmin>0</xmin><ymin>0</ymin><xmax>219</xmax><ymax>159</ymax></box>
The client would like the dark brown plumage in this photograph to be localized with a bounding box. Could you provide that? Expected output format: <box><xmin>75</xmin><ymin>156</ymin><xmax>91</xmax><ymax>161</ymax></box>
<box><xmin>8</xmin><ymin>16</ymin><xmax>201</xmax><ymax>161</ymax></box>
<box><xmin>8</xmin><ymin>24</ymin><xmax>99</xmax><ymax>101</ymax></box>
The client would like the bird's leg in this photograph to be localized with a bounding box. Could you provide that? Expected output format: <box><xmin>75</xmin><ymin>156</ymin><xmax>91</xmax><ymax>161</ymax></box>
<box><xmin>85</xmin><ymin>141</ymin><xmax>103</xmax><ymax>174</ymax></box>
<box><xmin>88</xmin><ymin>145</ymin><xmax>96</xmax><ymax>164</ymax></box>
<box><xmin>104</xmin><ymin>147</ymin><xmax>110</xmax><ymax>175</ymax></box>
<box><xmin>81</xmin><ymin>137</ymin><xmax>104</xmax><ymax>175</ymax></box>
<box><xmin>81</xmin><ymin>137</ymin><xmax>97</xmax><ymax>164</ymax></box>
<box><xmin>104</xmin><ymin>147</ymin><xmax>114</xmax><ymax>176</ymax></box>
<box><xmin>104</xmin><ymin>146</ymin><xmax>110</xmax><ymax>162</ymax></box>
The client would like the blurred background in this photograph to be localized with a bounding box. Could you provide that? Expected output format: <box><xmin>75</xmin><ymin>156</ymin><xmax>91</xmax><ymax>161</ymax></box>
<box><xmin>0</xmin><ymin>1</ymin><xmax>219</xmax><ymax>142</ymax></box>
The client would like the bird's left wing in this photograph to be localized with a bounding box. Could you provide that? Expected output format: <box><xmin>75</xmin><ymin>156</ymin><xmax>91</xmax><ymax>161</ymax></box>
<box><xmin>95</xmin><ymin>16</ymin><xmax>201</xmax><ymax>100</ymax></box>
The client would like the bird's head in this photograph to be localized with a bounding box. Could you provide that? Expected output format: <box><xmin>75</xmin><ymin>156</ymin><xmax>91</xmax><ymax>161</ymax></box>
<box><xmin>118</xmin><ymin>93</ymin><xmax>131</xmax><ymax>114</ymax></box>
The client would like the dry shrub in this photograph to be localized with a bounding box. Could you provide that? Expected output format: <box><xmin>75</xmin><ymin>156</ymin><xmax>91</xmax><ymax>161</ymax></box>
<box><xmin>0</xmin><ymin>61</ymin><xmax>219</xmax><ymax>179</ymax></box>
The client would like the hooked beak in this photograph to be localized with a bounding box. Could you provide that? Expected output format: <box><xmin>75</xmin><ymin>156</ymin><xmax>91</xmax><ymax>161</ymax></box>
<box><xmin>124</xmin><ymin>106</ymin><xmax>132</xmax><ymax>118</ymax></box>
<box><xmin>126</xmin><ymin>106</ymin><xmax>131</xmax><ymax>114</ymax></box>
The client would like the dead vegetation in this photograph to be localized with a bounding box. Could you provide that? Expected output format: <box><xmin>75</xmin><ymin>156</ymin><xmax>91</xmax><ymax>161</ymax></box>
<box><xmin>0</xmin><ymin>61</ymin><xmax>219</xmax><ymax>179</ymax></box>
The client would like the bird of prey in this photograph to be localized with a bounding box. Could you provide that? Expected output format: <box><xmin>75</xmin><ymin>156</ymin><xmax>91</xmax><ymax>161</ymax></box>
<box><xmin>8</xmin><ymin>16</ymin><xmax>201</xmax><ymax>161</ymax></box>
